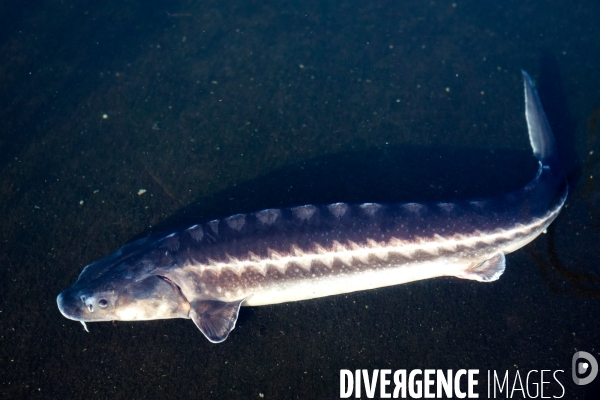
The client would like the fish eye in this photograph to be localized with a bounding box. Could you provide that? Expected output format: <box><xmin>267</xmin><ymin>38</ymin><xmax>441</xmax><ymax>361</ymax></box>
<box><xmin>98</xmin><ymin>299</ymin><xmax>108</xmax><ymax>308</ymax></box>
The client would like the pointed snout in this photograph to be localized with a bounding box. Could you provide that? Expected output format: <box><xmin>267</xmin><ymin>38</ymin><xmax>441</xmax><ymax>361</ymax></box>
<box><xmin>57</xmin><ymin>288</ymin><xmax>85</xmax><ymax>321</ymax></box>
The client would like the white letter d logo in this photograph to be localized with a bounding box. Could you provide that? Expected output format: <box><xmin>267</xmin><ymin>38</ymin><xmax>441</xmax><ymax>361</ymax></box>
<box><xmin>572</xmin><ymin>351</ymin><xmax>598</xmax><ymax>385</ymax></box>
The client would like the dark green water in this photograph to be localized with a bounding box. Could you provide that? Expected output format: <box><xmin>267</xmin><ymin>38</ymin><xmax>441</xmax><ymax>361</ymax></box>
<box><xmin>1</xmin><ymin>0</ymin><xmax>599</xmax><ymax>398</ymax></box>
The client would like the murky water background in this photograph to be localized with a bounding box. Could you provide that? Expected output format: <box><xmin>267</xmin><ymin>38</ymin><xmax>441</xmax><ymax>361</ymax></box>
<box><xmin>1</xmin><ymin>0</ymin><xmax>599</xmax><ymax>398</ymax></box>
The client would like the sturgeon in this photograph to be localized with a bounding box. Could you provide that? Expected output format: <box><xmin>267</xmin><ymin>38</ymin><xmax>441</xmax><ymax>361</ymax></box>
<box><xmin>57</xmin><ymin>71</ymin><xmax>568</xmax><ymax>343</ymax></box>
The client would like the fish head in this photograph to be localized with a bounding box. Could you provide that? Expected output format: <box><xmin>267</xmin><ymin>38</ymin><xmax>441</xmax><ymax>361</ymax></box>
<box><xmin>57</xmin><ymin>243</ymin><xmax>193</xmax><ymax>331</ymax></box>
<box><xmin>58</xmin><ymin>274</ymin><xmax>190</xmax><ymax>323</ymax></box>
<box><xmin>58</xmin><ymin>236</ymin><xmax>192</xmax><ymax>329</ymax></box>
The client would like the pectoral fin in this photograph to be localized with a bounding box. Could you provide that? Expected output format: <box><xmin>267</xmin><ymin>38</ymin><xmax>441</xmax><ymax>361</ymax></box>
<box><xmin>458</xmin><ymin>252</ymin><xmax>506</xmax><ymax>282</ymax></box>
<box><xmin>190</xmin><ymin>299</ymin><xmax>244</xmax><ymax>343</ymax></box>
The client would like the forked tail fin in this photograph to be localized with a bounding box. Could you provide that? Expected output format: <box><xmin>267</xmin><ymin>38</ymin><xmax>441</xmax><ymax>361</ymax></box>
<box><xmin>522</xmin><ymin>70</ymin><xmax>557</xmax><ymax>168</ymax></box>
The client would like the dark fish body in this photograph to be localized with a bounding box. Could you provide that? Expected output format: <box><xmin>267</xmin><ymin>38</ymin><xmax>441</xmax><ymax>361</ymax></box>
<box><xmin>57</xmin><ymin>72</ymin><xmax>568</xmax><ymax>343</ymax></box>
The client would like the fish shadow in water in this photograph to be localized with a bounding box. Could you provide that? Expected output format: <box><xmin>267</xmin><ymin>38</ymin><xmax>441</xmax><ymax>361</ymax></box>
<box><xmin>143</xmin><ymin>144</ymin><xmax>536</xmax><ymax>235</ymax></box>
<box><xmin>530</xmin><ymin>53</ymin><xmax>600</xmax><ymax>299</ymax></box>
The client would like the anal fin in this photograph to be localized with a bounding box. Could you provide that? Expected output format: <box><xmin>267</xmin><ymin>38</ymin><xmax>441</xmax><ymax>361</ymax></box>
<box><xmin>190</xmin><ymin>299</ymin><xmax>244</xmax><ymax>343</ymax></box>
<box><xmin>458</xmin><ymin>252</ymin><xmax>506</xmax><ymax>282</ymax></box>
